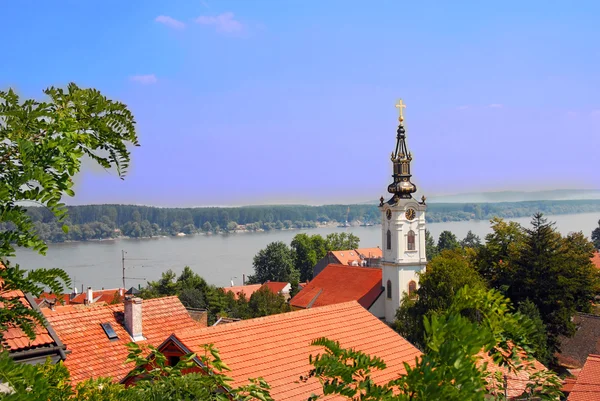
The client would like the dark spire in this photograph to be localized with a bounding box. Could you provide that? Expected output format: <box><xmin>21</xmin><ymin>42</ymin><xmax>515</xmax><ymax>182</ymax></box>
<box><xmin>387</xmin><ymin>99</ymin><xmax>417</xmax><ymax>200</ymax></box>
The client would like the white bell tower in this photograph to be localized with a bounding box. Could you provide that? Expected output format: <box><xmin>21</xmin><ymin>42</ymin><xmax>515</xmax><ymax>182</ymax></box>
<box><xmin>379</xmin><ymin>99</ymin><xmax>427</xmax><ymax>323</ymax></box>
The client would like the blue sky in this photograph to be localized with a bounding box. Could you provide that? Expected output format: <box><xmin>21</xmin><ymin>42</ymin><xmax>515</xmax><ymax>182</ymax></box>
<box><xmin>1</xmin><ymin>0</ymin><xmax>599</xmax><ymax>206</ymax></box>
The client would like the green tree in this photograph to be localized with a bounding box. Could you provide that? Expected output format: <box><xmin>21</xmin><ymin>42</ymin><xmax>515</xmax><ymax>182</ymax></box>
<box><xmin>182</xmin><ymin>223</ymin><xmax>196</xmax><ymax>235</ymax></box>
<box><xmin>395</xmin><ymin>250</ymin><xmax>487</xmax><ymax>348</ymax></box>
<box><xmin>425</xmin><ymin>229</ymin><xmax>438</xmax><ymax>260</ymax></box>
<box><xmin>248</xmin><ymin>241</ymin><xmax>295</xmax><ymax>284</ymax></box>
<box><xmin>202</xmin><ymin>221</ymin><xmax>213</xmax><ymax>233</ymax></box>
<box><xmin>290</xmin><ymin>233</ymin><xmax>328</xmax><ymax>282</ymax></box>
<box><xmin>436</xmin><ymin>230</ymin><xmax>460</xmax><ymax>252</ymax></box>
<box><xmin>517</xmin><ymin>299</ymin><xmax>551</xmax><ymax>366</ymax></box>
<box><xmin>248</xmin><ymin>287</ymin><xmax>291</xmax><ymax>318</ymax></box>
<box><xmin>475</xmin><ymin>217</ymin><xmax>525</xmax><ymax>289</ymax></box>
<box><xmin>325</xmin><ymin>232</ymin><xmax>360</xmax><ymax>250</ymax></box>
<box><xmin>460</xmin><ymin>230</ymin><xmax>481</xmax><ymax>249</ymax></box>
<box><xmin>592</xmin><ymin>219</ymin><xmax>600</xmax><ymax>249</ymax></box>
<box><xmin>0</xmin><ymin>83</ymin><xmax>138</xmax><ymax>341</ymax></box>
<box><xmin>491</xmin><ymin>213</ymin><xmax>600</xmax><ymax>362</ymax></box>
<box><xmin>308</xmin><ymin>287</ymin><xmax>562</xmax><ymax>401</ymax></box>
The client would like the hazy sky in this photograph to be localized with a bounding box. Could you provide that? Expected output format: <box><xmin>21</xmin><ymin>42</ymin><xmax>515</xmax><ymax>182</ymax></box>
<box><xmin>1</xmin><ymin>0</ymin><xmax>599</xmax><ymax>206</ymax></box>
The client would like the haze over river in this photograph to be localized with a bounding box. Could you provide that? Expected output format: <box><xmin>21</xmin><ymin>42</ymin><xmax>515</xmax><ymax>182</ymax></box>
<box><xmin>10</xmin><ymin>212</ymin><xmax>600</xmax><ymax>290</ymax></box>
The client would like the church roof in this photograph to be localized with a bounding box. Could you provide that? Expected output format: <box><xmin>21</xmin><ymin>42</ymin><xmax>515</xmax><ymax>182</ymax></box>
<box><xmin>290</xmin><ymin>264</ymin><xmax>383</xmax><ymax>310</ymax></box>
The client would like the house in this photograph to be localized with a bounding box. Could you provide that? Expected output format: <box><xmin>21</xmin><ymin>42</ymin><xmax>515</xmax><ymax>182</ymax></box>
<box><xmin>558</xmin><ymin>313</ymin><xmax>600</xmax><ymax>375</ymax></box>
<box><xmin>0</xmin><ymin>288</ymin><xmax>67</xmax><ymax>365</ymax></box>
<box><xmin>0</xmin><ymin>262</ymin><xmax>67</xmax><ymax>364</ymax></box>
<box><xmin>261</xmin><ymin>281</ymin><xmax>292</xmax><ymax>299</ymax></box>
<box><xmin>567</xmin><ymin>354</ymin><xmax>600</xmax><ymax>400</ymax></box>
<box><xmin>289</xmin><ymin>264</ymin><xmax>384</xmax><ymax>319</ymax></box>
<box><xmin>222</xmin><ymin>281</ymin><xmax>291</xmax><ymax>300</ymax></box>
<box><xmin>122</xmin><ymin>301</ymin><xmax>422</xmax><ymax>400</ymax></box>
<box><xmin>42</xmin><ymin>295</ymin><xmax>203</xmax><ymax>383</ymax></box>
<box><xmin>221</xmin><ymin>284</ymin><xmax>263</xmax><ymax>300</ymax></box>
<box><xmin>35</xmin><ymin>286</ymin><xmax>125</xmax><ymax>308</ymax></box>
<box><xmin>313</xmin><ymin>247</ymin><xmax>383</xmax><ymax>278</ymax></box>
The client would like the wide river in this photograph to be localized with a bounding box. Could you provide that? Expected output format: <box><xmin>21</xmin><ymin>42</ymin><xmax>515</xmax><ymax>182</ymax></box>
<box><xmin>9</xmin><ymin>212</ymin><xmax>600</xmax><ymax>290</ymax></box>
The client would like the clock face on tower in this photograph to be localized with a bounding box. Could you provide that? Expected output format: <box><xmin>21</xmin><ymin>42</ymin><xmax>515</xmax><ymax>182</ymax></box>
<box><xmin>405</xmin><ymin>208</ymin><xmax>416</xmax><ymax>221</ymax></box>
<box><xmin>386</xmin><ymin>209</ymin><xmax>392</xmax><ymax>220</ymax></box>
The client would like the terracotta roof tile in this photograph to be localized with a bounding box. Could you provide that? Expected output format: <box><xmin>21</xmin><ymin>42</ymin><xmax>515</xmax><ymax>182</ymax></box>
<box><xmin>329</xmin><ymin>248</ymin><xmax>382</xmax><ymax>266</ymax></box>
<box><xmin>222</xmin><ymin>284</ymin><xmax>263</xmax><ymax>300</ymax></box>
<box><xmin>171</xmin><ymin>301</ymin><xmax>421</xmax><ymax>401</ymax></box>
<box><xmin>1</xmin><ymin>261</ymin><xmax>59</xmax><ymax>353</ymax></box>
<box><xmin>290</xmin><ymin>264</ymin><xmax>382</xmax><ymax>309</ymax></box>
<box><xmin>261</xmin><ymin>282</ymin><xmax>290</xmax><ymax>294</ymax></box>
<box><xmin>592</xmin><ymin>252</ymin><xmax>600</xmax><ymax>270</ymax></box>
<box><xmin>43</xmin><ymin>296</ymin><xmax>201</xmax><ymax>383</ymax></box>
<box><xmin>568</xmin><ymin>354</ymin><xmax>600</xmax><ymax>400</ymax></box>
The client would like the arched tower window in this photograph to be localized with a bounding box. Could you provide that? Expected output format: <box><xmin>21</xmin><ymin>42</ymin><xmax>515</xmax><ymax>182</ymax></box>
<box><xmin>386</xmin><ymin>280</ymin><xmax>392</xmax><ymax>299</ymax></box>
<box><xmin>386</xmin><ymin>229</ymin><xmax>391</xmax><ymax>250</ymax></box>
<box><xmin>408</xmin><ymin>280</ymin><xmax>417</xmax><ymax>296</ymax></box>
<box><xmin>407</xmin><ymin>230</ymin><xmax>415</xmax><ymax>251</ymax></box>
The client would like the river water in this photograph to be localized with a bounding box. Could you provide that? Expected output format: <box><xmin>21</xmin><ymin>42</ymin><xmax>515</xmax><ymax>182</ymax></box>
<box><xmin>9</xmin><ymin>212</ymin><xmax>600</xmax><ymax>290</ymax></box>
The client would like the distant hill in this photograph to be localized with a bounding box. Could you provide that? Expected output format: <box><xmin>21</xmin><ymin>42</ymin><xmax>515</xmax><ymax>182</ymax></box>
<box><xmin>364</xmin><ymin>189</ymin><xmax>600</xmax><ymax>205</ymax></box>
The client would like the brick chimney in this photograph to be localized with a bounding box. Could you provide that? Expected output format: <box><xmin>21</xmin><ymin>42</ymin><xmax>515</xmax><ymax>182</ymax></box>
<box><xmin>124</xmin><ymin>296</ymin><xmax>144</xmax><ymax>341</ymax></box>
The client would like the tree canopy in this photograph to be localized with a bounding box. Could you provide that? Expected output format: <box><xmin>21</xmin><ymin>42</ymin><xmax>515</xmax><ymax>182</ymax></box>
<box><xmin>0</xmin><ymin>83</ymin><xmax>138</xmax><ymax>341</ymax></box>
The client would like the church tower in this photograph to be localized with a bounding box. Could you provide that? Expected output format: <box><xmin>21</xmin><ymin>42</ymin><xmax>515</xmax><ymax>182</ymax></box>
<box><xmin>379</xmin><ymin>100</ymin><xmax>427</xmax><ymax>323</ymax></box>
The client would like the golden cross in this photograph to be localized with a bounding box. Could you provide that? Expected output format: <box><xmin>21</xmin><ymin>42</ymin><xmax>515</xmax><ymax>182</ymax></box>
<box><xmin>395</xmin><ymin>99</ymin><xmax>406</xmax><ymax>121</ymax></box>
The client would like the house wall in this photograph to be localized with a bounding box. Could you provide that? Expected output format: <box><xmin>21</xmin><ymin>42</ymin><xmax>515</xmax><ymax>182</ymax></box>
<box><xmin>368</xmin><ymin>293</ymin><xmax>385</xmax><ymax>319</ymax></box>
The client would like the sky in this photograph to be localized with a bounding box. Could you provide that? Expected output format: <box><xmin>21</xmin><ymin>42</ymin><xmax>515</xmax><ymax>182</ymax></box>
<box><xmin>1</xmin><ymin>0</ymin><xmax>599</xmax><ymax>206</ymax></box>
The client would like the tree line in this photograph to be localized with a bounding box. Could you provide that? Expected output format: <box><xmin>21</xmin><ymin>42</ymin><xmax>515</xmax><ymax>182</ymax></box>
<box><xmin>14</xmin><ymin>199</ymin><xmax>600</xmax><ymax>242</ymax></box>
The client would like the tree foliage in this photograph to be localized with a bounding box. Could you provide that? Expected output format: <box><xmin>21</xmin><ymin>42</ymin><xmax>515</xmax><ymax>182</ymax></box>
<box><xmin>248</xmin><ymin>241</ymin><xmax>295</xmax><ymax>284</ymax></box>
<box><xmin>475</xmin><ymin>213</ymin><xmax>600</xmax><ymax>363</ymax></box>
<box><xmin>592</xmin><ymin>219</ymin><xmax>600</xmax><ymax>249</ymax></box>
<box><xmin>0</xmin><ymin>83</ymin><xmax>138</xmax><ymax>342</ymax></box>
<box><xmin>308</xmin><ymin>287</ymin><xmax>562</xmax><ymax>401</ymax></box>
<box><xmin>395</xmin><ymin>249</ymin><xmax>487</xmax><ymax>348</ymax></box>
<box><xmin>436</xmin><ymin>230</ymin><xmax>460</xmax><ymax>252</ymax></box>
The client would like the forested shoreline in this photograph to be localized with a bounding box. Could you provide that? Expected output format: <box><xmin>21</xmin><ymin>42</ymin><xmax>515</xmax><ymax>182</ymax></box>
<box><xmin>13</xmin><ymin>199</ymin><xmax>600</xmax><ymax>243</ymax></box>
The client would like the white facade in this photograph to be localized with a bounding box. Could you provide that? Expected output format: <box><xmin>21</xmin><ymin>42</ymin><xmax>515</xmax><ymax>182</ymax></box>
<box><xmin>380</xmin><ymin>198</ymin><xmax>427</xmax><ymax>323</ymax></box>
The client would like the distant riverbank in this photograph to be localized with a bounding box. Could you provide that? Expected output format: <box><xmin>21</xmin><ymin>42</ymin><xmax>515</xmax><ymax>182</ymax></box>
<box><xmin>14</xmin><ymin>199</ymin><xmax>600</xmax><ymax>244</ymax></box>
<box><xmin>11</xmin><ymin>212</ymin><xmax>600</xmax><ymax>290</ymax></box>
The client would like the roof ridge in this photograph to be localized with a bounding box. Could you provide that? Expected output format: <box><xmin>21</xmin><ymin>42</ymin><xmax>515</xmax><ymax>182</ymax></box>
<box><xmin>179</xmin><ymin>301</ymin><xmax>363</xmax><ymax>335</ymax></box>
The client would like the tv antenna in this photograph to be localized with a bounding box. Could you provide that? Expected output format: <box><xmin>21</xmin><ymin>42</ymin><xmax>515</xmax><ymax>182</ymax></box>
<box><xmin>121</xmin><ymin>250</ymin><xmax>149</xmax><ymax>289</ymax></box>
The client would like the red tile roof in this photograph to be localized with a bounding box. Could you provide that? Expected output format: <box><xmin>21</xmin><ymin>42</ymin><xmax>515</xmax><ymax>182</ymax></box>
<box><xmin>568</xmin><ymin>354</ymin><xmax>600</xmax><ymax>400</ymax></box>
<box><xmin>261</xmin><ymin>281</ymin><xmax>289</xmax><ymax>294</ymax></box>
<box><xmin>329</xmin><ymin>247</ymin><xmax>382</xmax><ymax>266</ymax></box>
<box><xmin>168</xmin><ymin>301</ymin><xmax>422</xmax><ymax>401</ymax></box>
<box><xmin>356</xmin><ymin>247</ymin><xmax>383</xmax><ymax>259</ymax></box>
<box><xmin>43</xmin><ymin>296</ymin><xmax>201</xmax><ymax>383</ymax></box>
<box><xmin>70</xmin><ymin>289</ymin><xmax>123</xmax><ymax>305</ymax></box>
<box><xmin>290</xmin><ymin>264</ymin><xmax>383</xmax><ymax>310</ymax></box>
<box><xmin>222</xmin><ymin>284</ymin><xmax>263</xmax><ymax>300</ymax></box>
<box><xmin>592</xmin><ymin>252</ymin><xmax>600</xmax><ymax>270</ymax></box>
<box><xmin>0</xmin><ymin>262</ymin><xmax>61</xmax><ymax>355</ymax></box>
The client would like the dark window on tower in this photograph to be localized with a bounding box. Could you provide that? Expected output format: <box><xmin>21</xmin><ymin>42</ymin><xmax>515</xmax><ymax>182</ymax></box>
<box><xmin>407</xmin><ymin>230</ymin><xmax>415</xmax><ymax>250</ymax></box>
<box><xmin>386</xmin><ymin>230</ymin><xmax>391</xmax><ymax>250</ymax></box>
<box><xmin>387</xmin><ymin>280</ymin><xmax>392</xmax><ymax>299</ymax></box>
<box><xmin>168</xmin><ymin>355</ymin><xmax>180</xmax><ymax>366</ymax></box>
<box><xmin>408</xmin><ymin>280</ymin><xmax>417</xmax><ymax>296</ymax></box>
